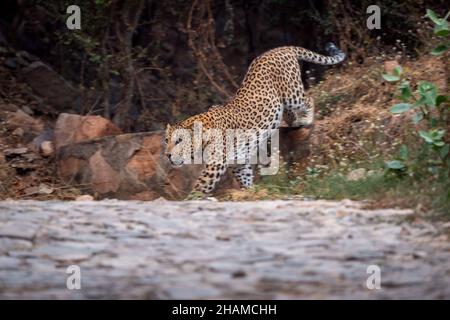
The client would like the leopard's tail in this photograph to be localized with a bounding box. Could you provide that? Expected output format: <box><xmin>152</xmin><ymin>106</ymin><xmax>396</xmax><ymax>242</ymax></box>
<box><xmin>294</xmin><ymin>42</ymin><xmax>345</xmax><ymax>65</ymax></box>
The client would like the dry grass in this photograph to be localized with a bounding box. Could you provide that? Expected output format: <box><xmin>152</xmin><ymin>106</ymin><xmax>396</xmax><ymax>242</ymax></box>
<box><xmin>307</xmin><ymin>54</ymin><xmax>448</xmax><ymax>171</ymax></box>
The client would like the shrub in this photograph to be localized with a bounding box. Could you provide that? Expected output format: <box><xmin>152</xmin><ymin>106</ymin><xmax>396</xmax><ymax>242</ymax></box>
<box><xmin>383</xmin><ymin>9</ymin><xmax>449</xmax><ymax>214</ymax></box>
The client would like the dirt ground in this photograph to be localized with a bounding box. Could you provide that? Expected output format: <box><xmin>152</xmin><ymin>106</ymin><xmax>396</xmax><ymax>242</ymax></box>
<box><xmin>1</xmin><ymin>199</ymin><xmax>449</xmax><ymax>299</ymax></box>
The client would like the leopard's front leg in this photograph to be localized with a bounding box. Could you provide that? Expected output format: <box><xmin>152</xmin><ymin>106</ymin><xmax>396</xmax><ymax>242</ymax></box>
<box><xmin>192</xmin><ymin>163</ymin><xmax>228</xmax><ymax>194</ymax></box>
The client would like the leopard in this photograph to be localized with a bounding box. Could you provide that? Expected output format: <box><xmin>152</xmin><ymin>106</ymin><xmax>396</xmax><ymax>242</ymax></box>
<box><xmin>164</xmin><ymin>43</ymin><xmax>345</xmax><ymax>195</ymax></box>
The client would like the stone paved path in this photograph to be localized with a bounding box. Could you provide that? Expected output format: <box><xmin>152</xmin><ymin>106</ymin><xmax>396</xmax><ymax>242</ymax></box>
<box><xmin>0</xmin><ymin>199</ymin><xmax>450</xmax><ymax>299</ymax></box>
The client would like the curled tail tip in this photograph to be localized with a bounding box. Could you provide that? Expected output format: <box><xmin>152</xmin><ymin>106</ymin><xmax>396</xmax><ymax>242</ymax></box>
<box><xmin>324</xmin><ymin>42</ymin><xmax>336</xmax><ymax>52</ymax></box>
<box><xmin>325</xmin><ymin>42</ymin><xmax>346</xmax><ymax>60</ymax></box>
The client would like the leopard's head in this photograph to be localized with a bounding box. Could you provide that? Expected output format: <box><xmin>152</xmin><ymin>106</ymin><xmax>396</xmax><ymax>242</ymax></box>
<box><xmin>165</xmin><ymin>111</ymin><xmax>219</xmax><ymax>166</ymax></box>
<box><xmin>164</xmin><ymin>123</ymin><xmax>188</xmax><ymax>166</ymax></box>
<box><xmin>164</xmin><ymin>120</ymin><xmax>201</xmax><ymax>166</ymax></box>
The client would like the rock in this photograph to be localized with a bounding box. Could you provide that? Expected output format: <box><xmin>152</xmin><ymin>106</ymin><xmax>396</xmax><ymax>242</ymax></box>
<box><xmin>30</xmin><ymin>129</ymin><xmax>54</xmax><ymax>153</ymax></box>
<box><xmin>75</xmin><ymin>195</ymin><xmax>94</xmax><ymax>201</ymax></box>
<box><xmin>24</xmin><ymin>183</ymin><xmax>54</xmax><ymax>195</ymax></box>
<box><xmin>89</xmin><ymin>150</ymin><xmax>120</xmax><ymax>194</ymax></box>
<box><xmin>346</xmin><ymin>168</ymin><xmax>367</xmax><ymax>181</ymax></box>
<box><xmin>57</xmin><ymin>131</ymin><xmax>237</xmax><ymax>200</ymax></box>
<box><xmin>20</xmin><ymin>61</ymin><xmax>80</xmax><ymax>113</ymax></box>
<box><xmin>0</xmin><ymin>29</ymin><xmax>7</xmax><ymax>46</ymax></box>
<box><xmin>0</xmin><ymin>257</ymin><xmax>21</xmax><ymax>270</ymax></box>
<box><xmin>0</xmin><ymin>103</ymin><xmax>19</xmax><ymax>112</ymax></box>
<box><xmin>4</xmin><ymin>147</ymin><xmax>28</xmax><ymax>156</ymax></box>
<box><xmin>21</xmin><ymin>106</ymin><xmax>34</xmax><ymax>116</ymax></box>
<box><xmin>22</xmin><ymin>152</ymin><xmax>40</xmax><ymax>162</ymax></box>
<box><xmin>384</xmin><ymin>60</ymin><xmax>400</xmax><ymax>75</ymax></box>
<box><xmin>4</xmin><ymin>57</ymin><xmax>17</xmax><ymax>69</ymax></box>
<box><xmin>6</xmin><ymin>110</ymin><xmax>44</xmax><ymax>136</ymax></box>
<box><xmin>128</xmin><ymin>191</ymin><xmax>160</xmax><ymax>201</ymax></box>
<box><xmin>412</xmin><ymin>251</ymin><xmax>428</xmax><ymax>259</ymax></box>
<box><xmin>125</xmin><ymin>135</ymin><xmax>160</xmax><ymax>180</ymax></box>
<box><xmin>23</xmin><ymin>187</ymin><xmax>38</xmax><ymax>195</ymax></box>
<box><xmin>40</xmin><ymin>141</ymin><xmax>54</xmax><ymax>157</ymax></box>
<box><xmin>0</xmin><ymin>220</ymin><xmax>40</xmax><ymax>241</ymax></box>
<box><xmin>231</xmin><ymin>270</ymin><xmax>247</xmax><ymax>278</ymax></box>
<box><xmin>54</xmin><ymin>113</ymin><xmax>122</xmax><ymax>150</ymax></box>
<box><xmin>39</xmin><ymin>184</ymin><xmax>54</xmax><ymax>195</ymax></box>
<box><xmin>16</xmin><ymin>51</ymin><xmax>38</xmax><ymax>64</ymax></box>
<box><xmin>12</xmin><ymin>128</ymin><xmax>24</xmax><ymax>137</ymax></box>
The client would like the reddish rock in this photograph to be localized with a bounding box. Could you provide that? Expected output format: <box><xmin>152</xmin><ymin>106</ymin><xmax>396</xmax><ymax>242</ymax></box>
<box><xmin>57</xmin><ymin>157</ymin><xmax>85</xmax><ymax>184</ymax></box>
<box><xmin>1</xmin><ymin>103</ymin><xmax>19</xmax><ymax>112</ymax></box>
<box><xmin>54</xmin><ymin>113</ymin><xmax>122</xmax><ymax>150</ymax></box>
<box><xmin>125</xmin><ymin>135</ymin><xmax>161</xmax><ymax>181</ymax></box>
<box><xmin>75</xmin><ymin>195</ymin><xmax>94</xmax><ymax>201</ymax></box>
<box><xmin>58</xmin><ymin>132</ymin><xmax>228</xmax><ymax>200</ymax></box>
<box><xmin>40</xmin><ymin>141</ymin><xmax>54</xmax><ymax>157</ymax></box>
<box><xmin>89</xmin><ymin>150</ymin><xmax>120</xmax><ymax>194</ymax></box>
<box><xmin>12</xmin><ymin>128</ymin><xmax>24</xmax><ymax>137</ymax></box>
<box><xmin>128</xmin><ymin>191</ymin><xmax>160</xmax><ymax>201</ymax></box>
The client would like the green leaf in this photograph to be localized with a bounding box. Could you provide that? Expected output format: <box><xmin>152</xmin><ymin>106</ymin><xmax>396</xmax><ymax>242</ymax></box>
<box><xmin>434</xmin><ymin>21</ymin><xmax>450</xmax><ymax>36</ymax></box>
<box><xmin>433</xmin><ymin>129</ymin><xmax>446</xmax><ymax>140</ymax></box>
<box><xmin>399</xmin><ymin>81</ymin><xmax>412</xmax><ymax>101</ymax></box>
<box><xmin>386</xmin><ymin>160</ymin><xmax>405</xmax><ymax>170</ymax></box>
<box><xmin>418</xmin><ymin>81</ymin><xmax>437</xmax><ymax>107</ymax></box>
<box><xmin>431</xmin><ymin>44</ymin><xmax>450</xmax><ymax>55</ymax></box>
<box><xmin>440</xmin><ymin>144</ymin><xmax>450</xmax><ymax>158</ymax></box>
<box><xmin>436</xmin><ymin>95</ymin><xmax>448</xmax><ymax>106</ymax></box>
<box><xmin>390</xmin><ymin>103</ymin><xmax>412</xmax><ymax>114</ymax></box>
<box><xmin>426</xmin><ymin>9</ymin><xmax>442</xmax><ymax>25</ymax></box>
<box><xmin>412</xmin><ymin>112</ymin><xmax>423</xmax><ymax>124</ymax></box>
<box><xmin>418</xmin><ymin>81</ymin><xmax>436</xmax><ymax>94</ymax></box>
<box><xmin>435</xmin><ymin>29</ymin><xmax>450</xmax><ymax>37</ymax></box>
<box><xmin>382</xmin><ymin>74</ymin><xmax>400</xmax><ymax>82</ymax></box>
<box><xmin>434</xmin><ymin>141</ymin><xmax>445</xmax><ymax>147</ymax></box>
<box><xmin>429</xmin><ymin>117</ymin><xmax>438</xmax><ymax>127</ymax></box>
<box><xmin>393</xmin><ymin>65</ymin><xmax>403</xmax><ymax>77</ymax></box>
<box><xmin>399</xmin><ymin>145</ymin><xmax>408</xmax><ymax>160</ymax></box>
<box><xmin>419</xmin><ymin>130</ymin><xmax>434</xmax><ymax>143</ymax></box>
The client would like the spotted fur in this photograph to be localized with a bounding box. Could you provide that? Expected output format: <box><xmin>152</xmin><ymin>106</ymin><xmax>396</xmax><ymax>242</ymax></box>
<box><xmin>165</xmin><ymin>43</ymin><xmax>345</xmax><ymax>194</ymax></box>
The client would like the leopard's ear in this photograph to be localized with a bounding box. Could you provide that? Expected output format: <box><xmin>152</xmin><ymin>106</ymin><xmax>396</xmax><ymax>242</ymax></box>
<box><xmin>166</xmin><ymin>124</ymin><xmax>171</xmax><ymax>131</ymax></box>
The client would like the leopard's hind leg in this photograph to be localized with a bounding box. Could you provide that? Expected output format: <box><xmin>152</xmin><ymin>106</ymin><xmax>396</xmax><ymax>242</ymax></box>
<box><xmin>232</xmin><ymin>163</ymin><xmax>253</xmax><ymax>188</ymax></box>
<box><xmin>283</xmin><ymin>96</ymin><xmax>314</xmax><ymax>128</ymax></box>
